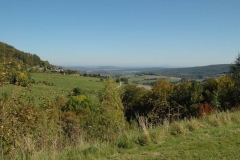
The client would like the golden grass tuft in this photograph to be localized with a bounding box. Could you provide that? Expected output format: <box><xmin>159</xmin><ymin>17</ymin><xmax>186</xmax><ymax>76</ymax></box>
<box><xmin>185</xmin><ymin>118</ymin><xmax>201</xmax><ymax>131</ymax></box>
<box><xmin>170</xmin><ymin>122</ymin><xmax>188</xmax><ymax>136</ymax></box>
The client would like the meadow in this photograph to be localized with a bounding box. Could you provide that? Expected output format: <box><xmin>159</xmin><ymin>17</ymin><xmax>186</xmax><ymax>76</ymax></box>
<box><xmin>1</xmin><ymin>73</ymin><xmax>103</xmax><ymax>95</ymax></box>
<box><xmin>31</xmin><ymin>73</ymin><xmax>103</xmax><ymax>92</ymax></box>
<box><xmin>31</xmin><ymin>111</ymin><xmax>240</xmax><ymax>160</ymax></box>
<box><xmin>122</xmin><ymin>74</ymin><xmax>181</xmax><ymax>85</ymax></box>
<box><xmin>0</xmin><ymin>73</ymin><xmax>103</xmax><ymax>106</ymax></box>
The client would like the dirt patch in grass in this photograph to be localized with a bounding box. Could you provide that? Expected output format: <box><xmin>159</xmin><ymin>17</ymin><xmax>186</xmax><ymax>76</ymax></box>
<box><xmin>137</xmin><ymin>84</ymin><xmax>152</xmax><ymax>90</ymax></box>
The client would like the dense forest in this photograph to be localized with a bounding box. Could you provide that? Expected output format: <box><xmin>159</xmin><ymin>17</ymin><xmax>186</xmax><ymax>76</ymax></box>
<box><xmin>0</xmin><ymin>43</ymin><xmax>240</xmax><ymax>159</ymax></box>
<box><xmin>0</xmin><ymin>42</ymin><xmax>52</xmax><ymax>69</ymax></box>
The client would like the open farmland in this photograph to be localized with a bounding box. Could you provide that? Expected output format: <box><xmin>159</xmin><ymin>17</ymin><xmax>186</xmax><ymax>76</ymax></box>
<box><xmin>122</xmin><ymin>74</ymin><xmax>181</xmax><ymax>85</ymax></box>
<box><xmin>32</xmin><ymin>73</ymin><xmax>103</xmax><ymax>92</ymax></box>
<box><xmin>0</xmin><ymin>73</ymin><xmax>104</xmax><ymax>106</ymax></box>
<box><xmin>31</xmin><ymin>73</ymin><xmax>104</xmax><ymax>97</ymax></box>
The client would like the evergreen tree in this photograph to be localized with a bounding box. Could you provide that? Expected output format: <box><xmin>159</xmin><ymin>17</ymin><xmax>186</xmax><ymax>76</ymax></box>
<box><xmin>229</xmin><ymin>53</ymin><xmax>240</xmax><ymax>106</ymax></box>
<box><xmin>229</xmin><ymin>53</ymin><xmax>240</xmax><ymax>81</ymax></box>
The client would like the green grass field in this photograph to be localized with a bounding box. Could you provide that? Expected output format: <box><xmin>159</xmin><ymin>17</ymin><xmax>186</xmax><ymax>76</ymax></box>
<box><xmin>31</xmin><ymin>73</ymin><xmax>103</xmax><ymax>91</ymax></box>
<box><xmin>31</xmin><ymin>111</ymin><xmax>240</xmax><ymax>160</ymax></box>
<box><xmin>122</xmin><ymin>74</ymin><xmax>181</xmax><ymax>85</ymax></box>
<box><xmin>0</xmin><ymin>73</ymin><xmax>104</xmax><ymax>106</ymax></box>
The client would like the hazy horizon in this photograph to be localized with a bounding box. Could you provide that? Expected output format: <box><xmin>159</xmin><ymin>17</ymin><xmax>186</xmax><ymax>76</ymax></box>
<box><xmin>1</xmin><ymin>1</ymin><xmax>239</xmax><ymax>67</ymax></box>
<box><xmin>64</xmin><ymin>63</ymin><xmax>230</xmax><ymax>69</ymax></box>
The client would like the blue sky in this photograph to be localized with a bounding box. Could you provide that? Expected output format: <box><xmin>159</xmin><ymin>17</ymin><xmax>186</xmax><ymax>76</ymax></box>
<box><xmin>1</xmin><ymin>0</ymin><xmax>240</xmax><ymax>67</ymax></box>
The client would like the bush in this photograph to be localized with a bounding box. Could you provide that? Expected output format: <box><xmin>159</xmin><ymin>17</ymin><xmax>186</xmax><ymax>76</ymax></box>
<box><xmin>116</xmin><ymin>133</ymin><xmax>134</xmax><ymax>149</ymax></box>
<box><xmin>135</xmin><ymin>133</ymin><xmax>151</xmax><ymax>146</ymax></box>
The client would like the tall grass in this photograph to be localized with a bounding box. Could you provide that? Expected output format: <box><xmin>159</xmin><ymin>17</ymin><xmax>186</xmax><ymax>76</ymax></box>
<box><xmin>30</xmin><ymin>111</ymin><xmax>240</xmax><ymax>160</ymax></box>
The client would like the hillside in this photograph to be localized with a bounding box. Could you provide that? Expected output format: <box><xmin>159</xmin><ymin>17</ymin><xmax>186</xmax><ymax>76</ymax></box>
<box><xmin>144</xmin><ymin>64</ymin><xmax>230</xmax><ymax>79</ymax></box>
<box><xmin>0</xmin><ymin>42</ymin><xmax>52</xmax><ymax>68</ymax></box>
<box><xmin>0</xmin><ymin>43</ymin><xmax>239</xmax><ymax>159</ymax></box>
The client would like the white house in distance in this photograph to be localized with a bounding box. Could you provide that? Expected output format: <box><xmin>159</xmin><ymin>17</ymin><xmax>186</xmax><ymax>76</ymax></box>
<box><xmin>51</xmin><ymin>67</ymin><xmax>65</xmax><ymax>72</ymax></box>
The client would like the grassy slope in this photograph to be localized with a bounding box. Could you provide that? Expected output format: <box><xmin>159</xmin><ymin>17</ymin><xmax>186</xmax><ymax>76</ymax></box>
<box><xmin>31</xmin><ymin>73</ymin><xmax>104</xmax><ymax>105</ymax></box>
<box><xmin>1</xmin><ymin>73</ymin><xmax>103</xmax><ymax>95</ymax></box>
<box><xmin>0</xmin><ymin>73</ymin><xmax>103</xmax><ymax>106</ymax></box>
<box><xmin>32</xmin><ymin>111</ymin><xmax>240</xmax><ymax>160</ymax></box>
<box><xmin>112</xmin><ymin>124</ymin><xmax>240</xmax><ymax>160</ymax></box>
<box><xmin>31</xmin><ymin>73</ymin><xmax>103</xmax><ymax>92</ymax></box>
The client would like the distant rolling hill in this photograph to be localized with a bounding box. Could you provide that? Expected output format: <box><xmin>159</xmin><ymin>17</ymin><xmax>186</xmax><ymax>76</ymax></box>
<box><xmin>67</xmin><ymin>64</ymin><xmax>230</xmax><ymax>79</ymax></box>
<box><xmin>141</xmin><ymin>64</ymin><xmax>230</xmax><ymax>79</ymax></box>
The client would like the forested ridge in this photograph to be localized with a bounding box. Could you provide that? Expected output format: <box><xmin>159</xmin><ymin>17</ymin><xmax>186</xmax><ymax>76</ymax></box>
<box><xmin>0</xmin><ymin>42</ymin><xmax>52</xmax><ymax>69</ymax></box>
<box><xmin>0</xmin><ymin>42</ymin><xmax>54</xmax><ymax>87</ymax></box>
